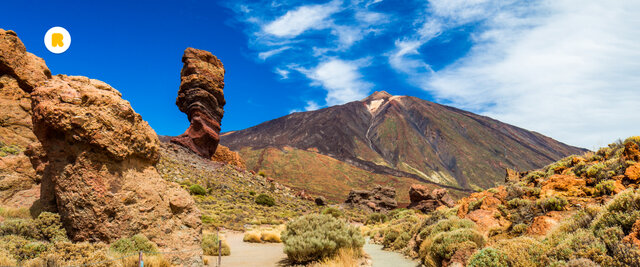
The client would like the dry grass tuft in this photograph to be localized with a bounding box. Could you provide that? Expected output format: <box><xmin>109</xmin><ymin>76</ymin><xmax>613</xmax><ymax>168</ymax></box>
<box><xmin>0</xmin><ymin>206</ymin><xmax>31</xmax><ymax>219</ymax></box>
<box><xmin>243</xmin><ymin>231</ymin><xmax>263</xmax><ymax>243</ymax></box>
<box><xmin>308</xmin><ymin>248</ymin><xmax>365</xmax><ymax>267</ymax></box>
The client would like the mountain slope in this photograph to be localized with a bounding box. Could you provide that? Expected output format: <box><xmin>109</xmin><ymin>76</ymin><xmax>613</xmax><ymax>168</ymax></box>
<box><xmin>221</xmin><ymin>91</ymin><xmax>586</xmax><ymax>198</ymax></box>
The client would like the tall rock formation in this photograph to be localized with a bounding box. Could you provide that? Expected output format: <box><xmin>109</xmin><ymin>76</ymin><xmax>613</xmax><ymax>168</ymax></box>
<box><xmin>30</xmin><ymin>75</ymin><xmax>202</xmax><ymax>265</ymax></box>
<box><xmin>0</xmin><ymin>29</ymin><xmax>50</xmax><ymax>207</ymax></box>
<box><xmin>171</xmin><ymin>48</ymin><xmax>225</xmax><ymax>158</ymax></box>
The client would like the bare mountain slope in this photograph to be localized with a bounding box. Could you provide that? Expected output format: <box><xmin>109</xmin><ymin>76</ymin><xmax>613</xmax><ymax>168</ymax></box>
<box><xmin>221</xmin><ymin>91</ymin><xmax>586</xmax><ymax>198</ymax></box>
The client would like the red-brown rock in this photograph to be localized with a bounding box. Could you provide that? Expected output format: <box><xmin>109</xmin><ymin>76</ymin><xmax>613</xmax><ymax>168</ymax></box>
<box><xmin>31</xmin><ymin>75</ymin><xmax>202</xmax><ymax>265</ymax></box>
<box><xmin>171</xmin><ymin>48</ymin><xmax>225</xmax><ymax>158</ymax></box>
<box><xmin>0</xmin><ymin>29</ymin><xmax>50</xmax><ymax>208</ymax></box>
<box><xmin>407</xmin><ymin>184</ymin><xmax>455</xmax><ymax>213</ymax></box>
<box><xmin>344</xmin><ymin>185</ymin><xmax>397</xmax><ymax>212</ymax></box>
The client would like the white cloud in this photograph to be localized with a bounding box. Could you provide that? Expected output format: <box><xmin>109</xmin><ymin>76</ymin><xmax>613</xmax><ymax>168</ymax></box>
<box><xmin>258</xmin><ymin>46</ymin><xmax>291</xmax><ymax>60</ymax></box>
<box><xmin>263</xmin><ymin>1</ymin><xmax>342</xmax><ymax>38</ymax></box>
<box><xmin>274</xmin><ymin>68</ymin><xmax>290</xmax><ymax>79</ymax></box>
<box><xmin>392</xmin><ymin>0</ymin><xmax>640</xmax><ymax>148</ymax></box>
<box><xmin>300</xmin><ymin>58</ymin><xmax>373</xmax><ymax>106</ymax></box>
<box><xmin>304</xmin><ymin>101</ymin><xmax>322</xmax><ymax>111</ymax></box>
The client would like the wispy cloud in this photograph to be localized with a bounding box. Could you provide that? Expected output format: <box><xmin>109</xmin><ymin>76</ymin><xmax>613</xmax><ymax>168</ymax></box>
<box><xmin>258</xmin><ymin>46</ymin><xmax>291</xmax><ymax>60</ymax></box>
<box><xmin>263</xmin><ymin>0</ymin><xmax>342</xmax><ymax>38</ymax></box>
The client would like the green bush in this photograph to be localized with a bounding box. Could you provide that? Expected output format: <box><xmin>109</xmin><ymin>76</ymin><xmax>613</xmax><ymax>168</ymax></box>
<box><xmin>592</xmin><ymin>189</ymin><xmax>640</xmax><ymax>234</ymax></box>
<box><xmin>511</xmin><ymin>223</ymin><xmax>528</xmax><ymax>235</ymax></box>
<box><xmin>469</xmin><ymin>197</ymin><xmax>484</xmax><ymax>211</ymax></box>
<box><xmin>468</xmin><ymin>248</ymin><xmax>508</xmax><ymax>267</ymax></box>
<box><xmin>110</xmin><ymin>234</ymin><xmax>158</xmax><ymax>254</ymax></box>
<box><xmin>255</xmin><ymin>193</ymin><xmax>275</xmax><ymax>207</ymax></box>
<box><xmin>0</xmin><ymin>142</ymin><xmax>21</xmax><ymax>157</ymax></box>
<box><xmin>382</xmin><ymin>229</ymin><xmax>400</xmax><ymax>248</ymax></box>
<box><xmin>189</xmin><ymin>184</ymin><xmax>207</xmax><ymax>195</ymax></box>
<box><xmin>595</xmin><ymin>180</ymin><xmax>616</xmax><ymax>196</ymax></box>
<box><xmin>538</xmin><ymin>196</ymin><xmax>568</xmax><ymax>212</ymax></box>
<box><xmin>428</xmin><ymin>228</ymin><xmax>485</xmax><ymax>263</ymax></box>
<box><xmin>366</xmin><ymin>213</ymin><xmax>388</xmax><ymax>225</ymax></box>
<box><xmin>321</xmin><ymin>207</ymin><xmax>343</xmax><ymax>218</ymax></box>
<box><xmin>34</xmin><ymin>212</ymin><xmax>67</xmax><ymax>242</ymax></box>
<box><xmin>202</xmin><ymin>233</ymin><xmax>230</xmax><ymax>256</ymax></box>
<box><xmin>249</xmin><ymin>190</ymin><xmax>256</xmax><ymax>196</ymax></box>
<box><xmin>281</xmin><ymin>214</ymin><xmax>364</xmax><ymax>263</ymax></box>
<box><xmin>392</xmin><ymin>232</ymin><xmax>411</xmax><ymax>250</ymax></box>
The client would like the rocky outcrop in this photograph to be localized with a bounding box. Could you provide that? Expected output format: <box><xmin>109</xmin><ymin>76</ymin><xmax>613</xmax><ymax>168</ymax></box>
<box><xmin>344</xmin><ymin>185</ymin><xmax>397</xmax><ymax>212</ymax></box>
<box><xmin>30</xmin><ymin>75</ymin><xmax>202</xmax><ymax>265</ymax></box>
<box><xmin>171</xmin><ymin>48</ymin><xmax>225</xmax><ymax>158</ymax></box>
<box><xmin>211</xmin><ymin>144</ymin><xmax>246</xmax><ymax>169</ymax></box>
<box><xmin>407</xmin><ymin>185</ymin><xmax>455</xmax><ymax>213</ymax></box>
<box><xmin>0</xmin><ymin>29</ymin><xmax>50</xmax><ymax>207</ymax></box>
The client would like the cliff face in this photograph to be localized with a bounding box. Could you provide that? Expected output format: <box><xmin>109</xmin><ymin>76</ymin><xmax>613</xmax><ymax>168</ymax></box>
<box><xmin>171</xmin><ymin>48</ymin><xmax>226</xmax><ymax>158</ymax></box>
<box><xmin>0</xmin><ymin>29</ymin><xmax>51</xmax><ymax>207</ymax></box>
<box><xmin>222</xmin><ymin>91</ymin><xmax>586</xmax><ymax>200</ymax></box>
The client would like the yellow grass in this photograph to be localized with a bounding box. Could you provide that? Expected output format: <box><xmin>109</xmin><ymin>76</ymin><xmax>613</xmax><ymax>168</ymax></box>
<box><xmin>243</xmin><ymin>231</ymin><xmax>263</xmax><ymax>243</ymax></box>
<box><xmin>106</xmin><ymin>251</ymin><xmax>170</xmax><ymax>267</ymax></box>
<box><xmin>0</xmin><ymin>206</ymin><xmax>31</xmax><ymax>219</ymax></box>
<box><xmin>260</xmin><ymin>231</ymin><xmax>281</xmax><ymax>243</ymax></box>
<box><xmin>0</xmin><ymin>250</ymin><xmax>17</xmax><ymax>266</ymax></box>
<box><xmin>308</xmin><ymin>248</ymin><xmax>365</xmax><ymax>267</ymax></box>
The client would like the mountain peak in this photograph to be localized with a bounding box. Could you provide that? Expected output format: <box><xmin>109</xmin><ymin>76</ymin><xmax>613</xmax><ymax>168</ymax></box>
<box><xmin>362</xmin><ymin>91</ymin><xmax>392</xmax><ymax>102</ymax></box>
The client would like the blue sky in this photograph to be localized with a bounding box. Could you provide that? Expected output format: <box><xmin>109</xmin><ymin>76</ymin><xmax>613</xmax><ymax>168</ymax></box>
<box><xmin>2</xmin><ymin>0</ymin><xmax>639</xmax><ymax>149</ymax></box>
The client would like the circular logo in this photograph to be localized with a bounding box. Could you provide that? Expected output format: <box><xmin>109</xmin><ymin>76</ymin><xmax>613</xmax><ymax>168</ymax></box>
<box><xmin>44</xmin><ymin>27</ymin><xmax>71</xmax><ymax>54</ymax></box>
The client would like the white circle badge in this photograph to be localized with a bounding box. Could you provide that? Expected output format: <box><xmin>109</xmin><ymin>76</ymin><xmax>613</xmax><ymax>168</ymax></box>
<box><xmin>44</xmin><ymin>27</ymin><xmax>71</xmax><ymax>54</ymax></box>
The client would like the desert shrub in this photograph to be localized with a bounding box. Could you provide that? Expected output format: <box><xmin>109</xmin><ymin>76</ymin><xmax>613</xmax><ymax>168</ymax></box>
<box><xmin>110</xmin><ymin>234</ymin><xmax>158</xmax><ymax>254</ymax></box>
<box><xmin>538</xmin><ymin>196</ymin><xmax>568</xmax><ymax>212</ymax></box>
<box><xmin>428</xmin><ymin>228</ymin><xmax>485</xmax><ymax>263</ymax></box>
<box><xmin>0</xmin><ymin>219</ymin><xmax>40</xmax><ymax>239</ymax></box>
<box><xmin>0</xmin><ymin>143</ymin><xmax>21</xmax><ymax>157</ymax></box>
<box><xmin>547</xmin><ymin>229</ymin><xmax>610</xmax><ymax>265</ymax></box>
<box><xmin>382</xmin><ymin>229</ymin><xmax>400</xmax><ymax>248</ymax></box>
<box><xmin>610</xmin><ymin>242</ymin><xmax>640</xmax><ymax>266</ymax></box>
<box><xmin>493</xmin><ymin>237</ymin><xmax>546</xmax><ymax>267</ymax></box>
<box><xmin>249</xmin><ymin>190</ymin><xmax>256</xmax><ymax>196</ymax></box>
<box><xmin>523</xmin><ymin>171</ymin><xmax>545</xmax><ymax>185</ymax></box>
<box><xmin>243</xmin><ymin>231</ymin><xmax>262</xmax><ymax>243</ymax></box>
<box><xmin>257</xmin><ymin>171</ymin><xmax>266</xmax><ymax>177</ymax></box>
<box><xmin>595</xmin><ymin>180</ymin><xmax>616</xmax><ymax>196</ymax></box>
<box><xmin>507</xmin><ymin>198</ymin><xmax>531</xmax><ymax>209</ymax></box>
<box><xmin>321</xmin><ymin>207</ymin><xmax>343</xmax><ymax>218</ymax></box>
<box><xmin>566</xmin><ymin>258</ymin><xmax>599</xmax><ymax>267</ymax></box>
<box><xmin>201</xmin><ymin>214</ymin><xmax>215</xmax><ymax>224</ymax></box>
<box><xmin>188</xmin><ymin>184</ymin><xmax>207</xmax><ymax>195</ymax></box>
<box><xmin>261</xmin><ymin>231</ymin><xmax>281</xmax><ymax>243</ymax></box>
<box><xmin>468</xmin><ymin>248</ymin><xmax>508</xmax><ymax>267</ymax></box>
<box><xmin>392</xmin><ymin>232</ymin><xmax>411</xmax><ymax>250</ymax></box>
<box><xmin>469</xmin><ymin>197</ymin><xmax>484</xmax><ymax>211</ymax></box>
<box><xmin>202</xmin><ymin>233</ymin><xmax>230</xmax><ymax>256</ymax></box>
<box><xmin>35</xmin><ymin>212</ymin><xmax>67</xmax><ymax>242</ymax></box>
<box><xmin>366</xmin><ymin>213</ymin><xmax>388</xmax><ymax>225</ymax></box>
<box><xmin>511</xmin><ymin>223</ymin><xmax>528</xmax><ymax>235</ymax></box>
<box><xmin>281</xmin><ymin>214</ymin><xmax>364</xmax><ymax>263</ymax></box>
<box><xmin>0</xmin><ymin>248</ymin><xmax>16</xmax><ymax>266</ymax></box>
<box><xmin>586</xmin><ymin>163</ymin><xmax>605</xmax><ymax>180</ymax></box>
<box><xmin>255</xmin><ymin>193</ymin><xmax>275</xmax><ymax>207</ymax></box>
<box><xmin>592</xmin><ymin>189</ymin><xmax>640</xmax><ymax>234</ymax></box>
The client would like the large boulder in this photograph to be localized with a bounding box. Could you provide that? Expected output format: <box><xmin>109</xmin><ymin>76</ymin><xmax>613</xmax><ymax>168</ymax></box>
<box><xmin>171</xmin><ymin>48</ymin><xmax>225</xmax><ymax>158</ymax></box>
<box><xmin>30</xmin><ymin>75</ymin><xmax>202</xmax><ymax>265</ymax></box>
<box><xmin>0</xmin><ymin>29</ymin><xmax>50</xmax><ymax>207</ymax></box>
<box><xmin>344</xmin><ymin>185</ymin><xmax>397</xmax><ymax>212</ymax></box>
<box><xmin>407</xmin><ymin>184</ymin><xmax>455</xmax><ymax>213</ymax></box>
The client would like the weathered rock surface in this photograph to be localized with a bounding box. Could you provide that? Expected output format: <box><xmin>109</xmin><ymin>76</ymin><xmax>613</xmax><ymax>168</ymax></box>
<box><xmin>407</xmin><ymin>184</ymin><xmax>455</xmax><ymax>213</ymax></box>
<box><xmin>31</xmin><ymin>75</ymin><xmax>202</xmax><ymax>265</ymax></box>
<box><xmin>0</xmin><ymin>29</ymin><xmax>50</xmax><ymax>207</ymax></box>
<box><xmin>211</xmin><ymin>144</ymin><xmax>246</xmax><ymax>169</ymax></box>
<box><xmin>344</xmin><ymin>185</ymin><xmax>397</xmax><ymax>212</ymax></box>
<box><xmin>171</xmin><ymin>48</ymin><xmax>225</xmax><ymax>158</ymax></box>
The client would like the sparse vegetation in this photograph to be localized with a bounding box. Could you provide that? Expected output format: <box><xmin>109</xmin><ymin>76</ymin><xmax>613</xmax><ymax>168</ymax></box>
<box><xmin>281</xmin><ymin>214</ymin><xmax>364</xmax><ymax>263</ymax></box>
<box><xmin>321</xmin><ymin>207</ymin><xmax>343</xmax><ymax>218</ymax></box>
<box><xmin>255</xmin><ymin>193</ymin><xmax>275</xmax><ymax>207</ymax></box>
<box><xmin>188</xmin><ymin>184</ymin><xmax>207</xmax><ymax>195</ymax></box>
<box><xmin>110</xmin><ymin>234</ymin><xmax>158</xmax><ymax>254</ymax></box>
<box><xmin>202</xmin><ymin>233</ymin><xmax>230</xmax><ymax>256</ymax></box>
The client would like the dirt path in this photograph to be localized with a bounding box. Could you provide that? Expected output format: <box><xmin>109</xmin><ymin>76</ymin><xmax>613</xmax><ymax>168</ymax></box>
<box><xmin>363</xmin><ymin>239</ymin><xmax>421</xmax><ymax>267</ymax></box>
<box><xmin>207</xmin><ymin>231</ymin><xmax>286</xmax><ymax>267</ymax></box>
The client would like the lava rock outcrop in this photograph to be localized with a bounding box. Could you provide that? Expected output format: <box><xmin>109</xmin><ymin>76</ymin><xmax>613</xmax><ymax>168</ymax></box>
<box><xmin>407</xmin><ymin>184</ymin><xmax>455</xmax><ymax>213</ymax></box>
<box><xmin>344</xmin><ymin>185</ymin><xmax>397</xmax><ymax>212</ymax></box>
<box><xmin>0</xmin><ymin>29</ymin><xmax>51</xmax><ymax>207</ymax></box>
<box><xmin>171</xmin><ymin>48</ymin><xmax>225</xmax><ymax>158</ymax></box>
<box><xmin>30</xmin><ymin>75</ymin><xmax>202</xmax><ymax>265</ymax></box>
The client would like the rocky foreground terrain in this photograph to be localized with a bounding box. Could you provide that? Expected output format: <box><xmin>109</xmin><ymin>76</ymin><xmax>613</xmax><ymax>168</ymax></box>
<box><xmin>365</xmin><ymin>136</ymin><xmax>640</xmax><ymax>266</ymax></box>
